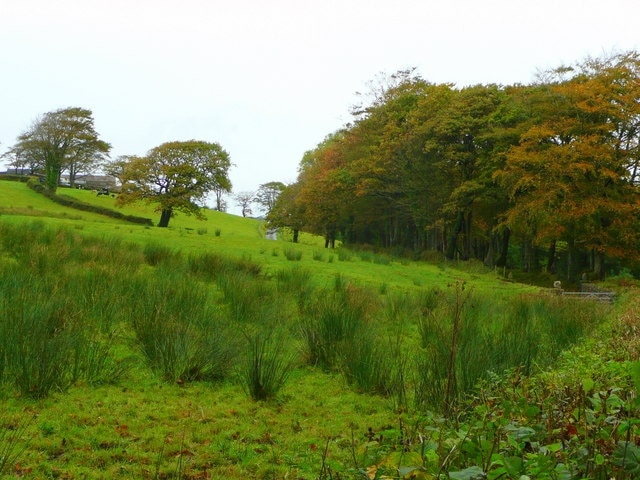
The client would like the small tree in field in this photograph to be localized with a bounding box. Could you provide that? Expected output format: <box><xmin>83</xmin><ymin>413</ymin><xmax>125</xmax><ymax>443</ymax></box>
<box><xmin>266</xmin><ymin>182</ymin><xmax>305</xmax><ymax>242</ymax></box>
<box><xmin>117</xmin><ymin>140</ymin><xmax>231</xmax><ymax>227</ymax></box>
<box><xmin>254</xmin><ymin>181</ymin><xmax>286</xmax><ymax>214</ymax></box>
<box><xmin>234</xmin><ymin>192</ymin><xmax>255</xmax><ymax>218</ymax></box>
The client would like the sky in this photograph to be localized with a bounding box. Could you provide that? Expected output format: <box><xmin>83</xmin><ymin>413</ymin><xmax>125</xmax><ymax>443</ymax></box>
<box><xmin>1</xmin><ymin>0</ymin><xmax>639</xmax><ymax>214</ymax></box>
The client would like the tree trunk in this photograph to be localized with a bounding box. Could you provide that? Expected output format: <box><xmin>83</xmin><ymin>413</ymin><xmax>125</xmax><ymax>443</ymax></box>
<box><xmin>292</xmin><ymin>229</ymin><xmax>299</xmax><ymax>243</ymax></box>
<box><xmin>547</xmin><ymin>241</ymin><xmax>557</xmax><ymax>274</ymax></box>
<box><xmin>45</xmin><ymin>155</ymin><xmax>61</xmax><ymax>193</ymax></box>
<box><xmin>593</xmin><ymin>250</ymin><xmax>605</xmax><ymax>280</ymax></box>
<box><xmin>463</xmin><ymin>211</ymin><xmax>472</xmax><ymax>260</ymax></box>
<box><xmin>495</xmin><ymin>228</ymin><xmax>510</xmax><ymax>267</ymax></box>
<box><xmin>483</xmin><ymin>233</ymin><xmax>494</xmax><ymax>267</ymax></box>
<box><xmin>445</xmin><ymin>211</ymin><xmax>465</xmax><ymax>260</ymax></box>
<box><xmin>158</xmin><ymin>208</ymin><xmax>172</xmax><ymax>228</ymax></box>
<box><xmin>522</xmin><ymin>238</ymin><xmax>533</xmax><ymax>272</ymax></box>
<box><xmin>566</xmin><ymin>237</ymin><xmax>575</xmax><ymax>280</ymax></box>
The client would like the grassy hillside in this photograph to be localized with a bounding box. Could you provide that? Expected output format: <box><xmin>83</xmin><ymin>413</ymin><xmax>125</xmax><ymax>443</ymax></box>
<box><xmin>1</xmin><ymin>180</ymin><xmax>531</xmax><ymax>294</ymax></box>
<box><xmin>0</xmin><ymin>179</ymin><xmax>638</xmax><ymax>480</ymax></box>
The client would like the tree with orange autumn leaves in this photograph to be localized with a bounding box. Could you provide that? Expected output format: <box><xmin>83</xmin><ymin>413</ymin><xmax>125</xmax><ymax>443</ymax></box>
<box><xmin>270</xmin><ymin>51</ymin><xmax>640</xmax><ymax>279</ymax></box>
<box><xmin>495</xmin><ymin>52</ymin><xmax>640</xmax><ymax>279</ymax></box>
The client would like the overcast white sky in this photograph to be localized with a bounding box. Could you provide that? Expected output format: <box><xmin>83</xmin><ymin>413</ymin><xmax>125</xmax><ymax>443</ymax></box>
<box><xmin>1</xmin><ymin>0</ymin><xmax>638</xmax><ymax>213</ymax></box>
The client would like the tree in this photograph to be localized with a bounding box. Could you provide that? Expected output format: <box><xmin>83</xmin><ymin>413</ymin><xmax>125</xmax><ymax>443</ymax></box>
<box><xmin>6</xmin><ymin>107</ymin><xmax>110</xmax><ymax>192</ymax></box>
<box><xmin>266</xmin><ymin>182</ymin><xmax>305</xmax><ymax>242</ymax></box>
<box><xmin>495</xmin><ymin>52</ymin><xmax>640</xmax><ymax>279</ymax></box>
<box><xmin>117</xmin><ymin>140</ymin><xmax>231</xmax><ymax>228</ymax></box>
<box><xmin>254</xmin><ymin>181</ymin><xmax>286</xmax><ymax>214</ymax></box>
<box><xmin>234</xmin><ymin>192</ymin><xmax>255</xmax><ymax>218</ymax></box>
<box><xmin>103</xmin><ymin>155</ymin><xmax>133</xmax><ymax>187</ymax></box>
<box><xmin>296</xmin><ymin>131</ymin><xmax>355</xmax><ymax>248</ymax></box>
<box><xmin>210</xmin><ymin>185</ymin><xmax>229</xmax><ymax>212</ymax></box>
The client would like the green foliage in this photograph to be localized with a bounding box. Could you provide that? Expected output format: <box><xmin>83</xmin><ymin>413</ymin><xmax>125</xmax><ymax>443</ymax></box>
<box><xmin>216</xmin><ymin>270</ymin><xmax>277</xmax><ymax>323</ymax></box>
<box><xmin>415</xmin><ymin>286</ymin><xmax>608</xmax><ymax>414</ymax></box>
<box><xmin>0</xmin><ymin>173</ymin><xmax>31</xmax><ymax>182</ymax></box>
<box><xmin>117</xmin><ymin>140</ymin><xmax>232</xmax><ymax>228</ymax></box>
<box><xmin>274</xmin><ymin>266</ymin><xmax>313</xmax><ymax>296</ymax></box>
<box><xmin>6</xmin><ymin>107</ymin><xmax>110</xmax><ymax>192</ymax></box>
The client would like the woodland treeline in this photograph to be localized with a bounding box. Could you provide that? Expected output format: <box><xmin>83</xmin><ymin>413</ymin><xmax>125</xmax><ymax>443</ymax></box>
<box><xmin>268</xmin><ymin>51</ymin><xmax>640</xmax><ymax>280</ymax></box>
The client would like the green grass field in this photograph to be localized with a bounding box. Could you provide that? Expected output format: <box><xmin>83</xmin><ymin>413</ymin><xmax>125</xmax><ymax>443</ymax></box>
<box><xmin>3</xmin><ymin>181</ymin><xmax>531</xmax><ymax>294</ymax></box>
<box><xmin>0</xmin><ymin>179</ymin><xmax>636</xmax><ymax>480</ymax></box>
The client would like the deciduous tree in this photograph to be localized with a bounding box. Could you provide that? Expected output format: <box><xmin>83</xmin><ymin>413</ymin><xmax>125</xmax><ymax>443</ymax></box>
<box><xmin>496</xmin><ymin>53</ymin><xmax>640</xmax><ymax>278</ymax></box>
<box><xmin>6</xmin><ymin>107</ymin><xmax>110</xmax><ymax>191</ymax></box>
<box><xmin>117</xmin><ymin>140</ymin><xmax>231</xmax><ymax>227</ymax></box>
<box><xmin>266</xmin><ymin>182</ymin><xmax>305</xmax><ymax>242</ymax></box>
<box><xmin>254</xmin><ymin>181</ymin><xmax>286</xmax><ymax>214</ymax></box>
<box><xmin>234</xmin><ymin>192</ymin><xmax>255</xmax><ymax>218</ymax></box>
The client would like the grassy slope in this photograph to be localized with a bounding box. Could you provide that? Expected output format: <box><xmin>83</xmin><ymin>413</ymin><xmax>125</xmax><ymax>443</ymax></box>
<box><xmin>0</xmin><ymin>180</ymin><xmax>550</xmax><ymax>479</ymax></box>
<box><xmin>7</xmin><ymin>182</ymin><xmax>534</xmax><ymax>295</ymax></box>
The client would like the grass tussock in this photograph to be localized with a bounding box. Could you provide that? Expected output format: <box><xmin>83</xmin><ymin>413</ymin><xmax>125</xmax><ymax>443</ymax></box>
<box><xmin>238</xmin><ymin>331</ymin><xmax>294</xmax><ymax>401</ymax></box>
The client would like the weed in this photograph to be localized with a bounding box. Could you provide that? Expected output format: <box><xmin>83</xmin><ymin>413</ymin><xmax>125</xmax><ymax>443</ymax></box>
<box><xmin>187</xmin><ymin>251</ymin><xmax>230</xmax><ymax>280</ymax></box>
<box><xmin>217</xmin><ymin>270</ymin><xmax>275</xmax><ymax>323</ymax></box>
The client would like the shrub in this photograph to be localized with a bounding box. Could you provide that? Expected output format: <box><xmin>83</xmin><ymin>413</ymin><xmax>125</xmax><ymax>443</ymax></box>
<box><xmin>340</xmin><ymin>337</ymin><xmax>393</xmax><ymax>396</ymax></box>
<box><xmin>7</xmin><ymin>297</ymin><xmax>74</xmax><ymax>398</ymax></box>
<box><xmin>337</xmin><ymin>249</ymin><xmax>352</xmax><ymax>261</ymax></box>
<box><xmin>26</xmin><ymin>178</ymin><xmax>153</xmax><ymax>225</ymax></box>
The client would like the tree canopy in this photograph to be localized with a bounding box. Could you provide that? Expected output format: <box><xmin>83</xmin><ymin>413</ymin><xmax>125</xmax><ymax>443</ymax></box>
<box><xmin>117</xmin><ymin>140</ymin><xmax>231</xmax><ymax>227</ymax></box>
<box><xmin>254</xmin><ymin>181</ymin><xmax>286</xmax><ymax>214</ymax></box>
<box><xmin>4</xmin><ymin>107</ymin><xmax>111</xmax><ymax>191</ymax></box>
<box><xmin>282</xmin><ymin>51</ymin><xmax>640</xmax><ymax>278</ymax></box>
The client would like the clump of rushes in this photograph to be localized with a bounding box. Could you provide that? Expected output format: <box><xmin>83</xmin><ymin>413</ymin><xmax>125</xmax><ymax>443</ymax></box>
<box><xmin>284</xmin><ymin>247</ymin><xmax>302</xmax><ymax>261</ymax></box>
<box><xmin>239</xmin><ymin>330</ymin><xmax>294</xmax><ymax>401</ymax></box>
<box><xmin>142</xmin><ymin>241</ymin><xmax>181</xmax><ymax>267</ymax></box>
<box><xmin>129</xmin><ymin>272</ymin><xmax>239</xmax><ymax>383</ymax></box>
<box><xmin>298</xmin><ymin>282</ymin><xmax>374</xmax><ymax>371</ymax></box>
